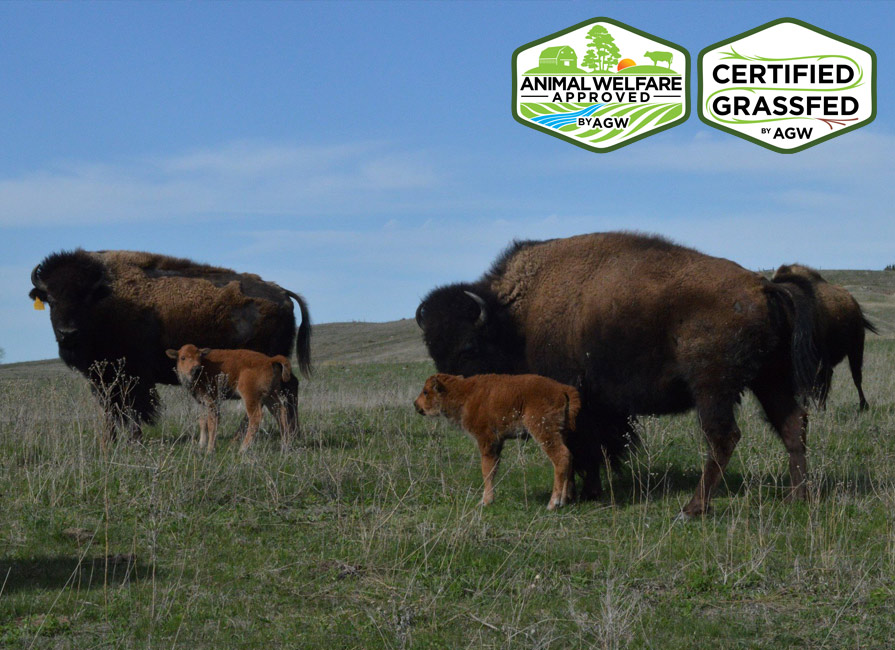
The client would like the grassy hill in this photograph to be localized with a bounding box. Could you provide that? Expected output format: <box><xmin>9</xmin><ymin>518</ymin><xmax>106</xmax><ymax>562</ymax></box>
<box><xmin>310</xmin><ymin>318</ymin><xmax>427</xmax><ymax>365</ymax></box>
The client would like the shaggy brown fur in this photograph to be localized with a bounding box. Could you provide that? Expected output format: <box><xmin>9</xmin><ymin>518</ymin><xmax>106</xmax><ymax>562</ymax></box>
<box><xmin>417</xmin><ymin>232</ymin><xmax>821</xmax><ymax>518</ymax></box>
<box><xmin>773</xmin><ymin>264</ymin><xmax>878</xmax><ymax>409</ymax></box>
<box><xmin>95</xmin><ymin>251</ymin><xmax>305</xmax><ymax>364</ymax></box>
<box><xmin>414</xmin><ymin>373</ymin><xmax>581</xmax><ymax>510</ymax></box>
<box><xmin>167</xmin><ymin>344</ymin><xmax>296</xmax><ymax>453</ymax></box>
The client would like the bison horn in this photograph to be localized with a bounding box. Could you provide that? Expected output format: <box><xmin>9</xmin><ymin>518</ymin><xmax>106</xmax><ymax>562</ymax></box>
<box><xmin>31</xmin><ymin>264</ymin><xmax>46</xmax><ymax>290</ymax></box>
<box><xmin>415</xmin><ymin>303</ymin><xmax>425</xmax><ymax>329</ymax></box>
<box><xmin>463</xmin><ymin>291</ymin><xmax>487</xmax><ymax>328</ymax></box>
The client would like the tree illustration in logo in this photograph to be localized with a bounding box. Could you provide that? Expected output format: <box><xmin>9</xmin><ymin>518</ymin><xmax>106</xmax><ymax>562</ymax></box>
<box><xmin>585</xmin><ymin>25</ymin><xmax>620</xmax><ymax>72</ymax></box>
<box><xmin>581</xmin><ymin>49</ymin><xmax>599</xmax><ymax>73</ymax></box>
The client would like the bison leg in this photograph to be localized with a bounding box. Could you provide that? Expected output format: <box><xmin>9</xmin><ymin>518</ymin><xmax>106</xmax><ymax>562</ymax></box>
<box><xmin>566</xmin><ymin>421</ymin><xmax>602</xmax><ymax>501</ymax></box>
<box><xmin>92</xmin><ymin>378</ymin><xmax>155</xmax><ymax>443</ymax></box>
<box><xmin>544</xmin><ymin>441</ymin><xmax>574</xmax><ymax>510</ymax></box>
<box><xmin>682</xmin><ymin>402</ymin><xmax>741</xmax><ymax>518</ymax></box>
<box><xmin>264</xmin><ymin>394</ymin><xmax>294</xmax><ymax>452</ymax></box>
<box><xmin>848</xmin><ymin>346</ymin><xmax>869</xmax><ymax>410</ymax></box>
<box><xmin>525</xmin><ymin>412</ymin><xmax>574</xmax><ymax>510</ymax></box>
<box><xmin>198</xmin><ymin>408</ymin><xmax>209</xmax><ymax>449</ymax></box>
<box><xmin>478</xmin><ymin>440</ymin><xmax>503</xmax><ymax>506</ymax></box>
<box><xmin>205</xmin><ymin>403</ymin><xmax>220</xmax><ymax>453</ymax></box>
<box><xmin>277</xmin><ymin>373</ymin><xmax>301</xmax><ymax>444</ymax></box>
<box><xmin>567</xmin><ymin>444</ymin><xmax>602</xmax><ymax>501</ymax></box>
<box><xmin>239</xmin><ymin>395</ymin><xmax>264</xmax><ymax>454</ymax></box>
<box><xmin>580</xmin><ymin>471</ymin><xmax>601</xmax><ymax>500</ymax></box>
<box><xmin>567</xmin><ymin>408</ymin><xmax>635</xmax><ymax>502</ymax></box>
<box><xmin>752</xmin><ymin>382</ymin><xmax>809</xmax><ymax>502</ymax></box>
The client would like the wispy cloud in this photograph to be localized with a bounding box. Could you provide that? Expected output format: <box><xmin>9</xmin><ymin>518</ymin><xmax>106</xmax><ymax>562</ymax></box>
<box><xmin>548</xmin><ymin>129</ymin><xmax>894</xmax><ymax>181</ymax></box>
<box><xmin>0</xmin><ymin>140</ymin><xmax>441</xmax><ymax>227</ymax></box>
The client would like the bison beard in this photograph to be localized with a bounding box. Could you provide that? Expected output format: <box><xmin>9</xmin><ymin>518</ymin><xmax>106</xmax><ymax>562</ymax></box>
<box><xmin>416</xmin><ymin>232</ymin><xmax>821</xmax><ymax>517</ymax></box>
<box><xmin>29</xmin><ymin>249</ymin><xmax>311</xmax><ymax>441</ymax></box>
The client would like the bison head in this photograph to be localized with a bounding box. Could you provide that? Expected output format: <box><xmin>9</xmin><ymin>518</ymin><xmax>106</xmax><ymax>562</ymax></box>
<box><xmin>166</xmin><ymin>344</ymin><xmax>210</xmax><ymax>388</ymax></box>
<box><xmin>415</xmin><ymin>284</ymin><xmax>525</xmax><ymax>376</ymax></box>
<box><xmin>413</xmin><ymin>374</ymin><xmax>448</xmax><ymax>416</ymax></box>
<box><xmin>772</xmin><ymin>264</ymin><xmax>825</xmax><ymax>284</ymax></box>
<box><xmin>30</xmin><ymin>250</ymin><xmax>111</xmax><ymax>350</ymax></box>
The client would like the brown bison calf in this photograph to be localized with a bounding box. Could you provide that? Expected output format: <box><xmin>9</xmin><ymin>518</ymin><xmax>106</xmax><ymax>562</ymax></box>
<box><xmin>414</xmin><ymin>373</ymin><xmax>580</xmax><ymax>510</ymax></box>
<box><xmin>166</xmin><ymin>344</ymin><xmax>297</xmax><ymax>453</ymax></box>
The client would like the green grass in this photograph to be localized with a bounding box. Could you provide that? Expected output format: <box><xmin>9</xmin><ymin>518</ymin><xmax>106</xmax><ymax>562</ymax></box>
<box><xmin>2</xmin><ymin>343</ymin><xmax>895</xmax><ymax>647</ymax></box>
<box><xmin>616</xmin><ymin>65</ymin><xmax>679</xmax><ymax>75</ymax></box>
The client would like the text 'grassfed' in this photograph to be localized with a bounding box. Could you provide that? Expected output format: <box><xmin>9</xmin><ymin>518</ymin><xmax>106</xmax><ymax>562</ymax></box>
<box><xmin>698</xmin><ymin>18</ymin><xmax>875</xmax><ymax>153</ymax></box>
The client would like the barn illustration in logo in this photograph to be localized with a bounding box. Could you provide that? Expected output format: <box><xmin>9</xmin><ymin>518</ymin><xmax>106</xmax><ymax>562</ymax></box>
<box><xmin>512</xmin><ymin>18</ymin><xmax>690</xmax><ymax>153</ymax></box>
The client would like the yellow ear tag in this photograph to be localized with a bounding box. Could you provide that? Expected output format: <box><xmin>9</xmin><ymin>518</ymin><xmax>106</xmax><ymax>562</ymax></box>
<box><xmin>33</xmin><ymin>297</ymin><xmax>45</xmax><ymax>311</ymax></box>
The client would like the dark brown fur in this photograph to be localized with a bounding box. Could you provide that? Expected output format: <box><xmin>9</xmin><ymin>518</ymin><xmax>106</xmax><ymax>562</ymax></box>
<box><xmin>167</xmin><ymin>344</ymin><xmax>296</xmax><ymax>453</ymax></box>
<box><xmin>414</xmin><ymin>373</ymin><xmax>581</xmax><ymax>509</ymax></box>
<box><xmin>773</xmin><ymin>264</ymin><xmax>878</xmax><ymax>409</ymax></box>
<box><xmin>417</xmin><ymin>232</ymin><xmax>821</xmax><ymax>517</ymax></box>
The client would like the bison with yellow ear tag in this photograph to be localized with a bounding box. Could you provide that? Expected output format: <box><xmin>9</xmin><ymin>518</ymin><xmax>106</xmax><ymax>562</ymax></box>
<box><xmin>29</xmin><ymin>249</ymin><xmax>311</xmax><ymax>442</ymax></box>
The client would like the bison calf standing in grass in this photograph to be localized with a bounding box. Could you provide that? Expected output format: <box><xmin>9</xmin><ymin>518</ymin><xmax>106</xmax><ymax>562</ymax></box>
<box><xmin>773</xmin><ymin>264</ymin><xmax>878</xmax><ymax>409</ymax></box>
<box><xmin>414</xmin><ymin>373</ymin><xmax>580</xmax><ymax>510</ymax></box>
<box><xmin>167</xmin><ymin>344</ymin><xmax>297</xmax><ymax>453</ymax></box>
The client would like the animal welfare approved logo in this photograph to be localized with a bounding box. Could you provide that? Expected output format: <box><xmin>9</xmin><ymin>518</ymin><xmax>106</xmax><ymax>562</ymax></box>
<box><xmin>698</xmin><ymin>18</ymin><xmax>876</xmax><ymax>153</ymax></box>
<box><xmin>512</xmin><ymin>17</ymin><xmax>690</xmax><ymax>153</ymax></box>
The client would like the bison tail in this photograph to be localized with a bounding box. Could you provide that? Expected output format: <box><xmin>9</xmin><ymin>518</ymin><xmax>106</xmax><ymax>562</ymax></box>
<box><xmin>564</xmin><ymin>389</ymin><xmax>582</xmax><ymax>432</ymax></box>
<box><xmin>765</xmin><ymin>280</ymin><xmax>823</xmax><ymax>400</ymax></box>
<box><xmin>285</xmin><ymin>290</ymin><xmax>312</xmax><ymax>378</ymax></box>
<box><xmin>863</xmin><ymin>314</ymin><xmax>879</xmax><ymax>336</ymax></box>
<box><xmin>272</xmin><ymin>355</ymin><xmax>293</xmax><ymax>382</ymax></box>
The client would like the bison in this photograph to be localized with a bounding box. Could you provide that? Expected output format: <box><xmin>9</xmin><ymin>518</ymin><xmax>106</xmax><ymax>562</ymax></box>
<box><xmin>414</xmin><ymin>373</ymin><xmax>580</xmax><ymax>510</ymax></box>
<box><xmin>29</xmin><ymin>249</ymin><xmax>311</xmax><ymax>440</ymax></box>
<box><xmin>166</xmin><ymin>344</ymin><xmax>297</xmax><ymax>453</ymax></box>
<box><xmin>416</xmin><ymin>232</ymin><xmax>820</xmax><ymax>517</ymax></box>
<box><xmin>772</xmin><ymin>264</ymin><xmax>878</xmax><ymax>409</ymax></box>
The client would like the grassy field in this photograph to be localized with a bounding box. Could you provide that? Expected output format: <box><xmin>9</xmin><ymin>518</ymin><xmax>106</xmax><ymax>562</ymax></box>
<box><xmin>2</xmin><ymin>274</ymin><xmax>895</xmax><ymax>648</ymax></box>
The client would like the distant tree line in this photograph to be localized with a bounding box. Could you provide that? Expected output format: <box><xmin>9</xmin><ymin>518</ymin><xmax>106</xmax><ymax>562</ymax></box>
<box><xmin>886</xmin><ymin>265</ymin><xmax>895</xmax><ymax>271</ymax></box>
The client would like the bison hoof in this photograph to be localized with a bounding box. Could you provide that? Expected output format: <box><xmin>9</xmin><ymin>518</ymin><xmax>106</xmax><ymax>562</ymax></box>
<box><xmin>675</xmin><ymin>505</ymin><xmax>712</xmax><ymax>521</ymax></box>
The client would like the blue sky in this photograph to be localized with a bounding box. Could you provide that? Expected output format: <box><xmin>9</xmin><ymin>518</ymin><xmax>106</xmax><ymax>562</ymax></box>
<box><xmin>1</xmin><ymin>1</ymin><xmax>892</xmax><ymax>363</ymax></box>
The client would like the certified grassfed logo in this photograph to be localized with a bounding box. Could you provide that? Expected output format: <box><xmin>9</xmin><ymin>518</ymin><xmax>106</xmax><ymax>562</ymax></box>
<box><xmin>512</xmin><ymin>18</ymin><xmax>690</xmax><ymax>153</ymax></box>
<box><xmin>699</xmin><ymin>18</ymin><xmax>876</xmax><ymax>153</ymax></box>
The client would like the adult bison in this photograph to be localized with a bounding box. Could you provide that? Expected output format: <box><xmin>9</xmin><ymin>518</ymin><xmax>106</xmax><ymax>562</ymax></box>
<box><xmin>416</xmin><ymin>232</ymin><xmax>820</xmax><ymax>517</ymax></box>
<box><xmin>772</xmin><ymin>264</ymin><xmax>878</xmax><ymax>409</ymax></box>
<box><xmin>29</xmin><ymin>249</ymin><xmax>311</xmax><ymax>440</ymax></box>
